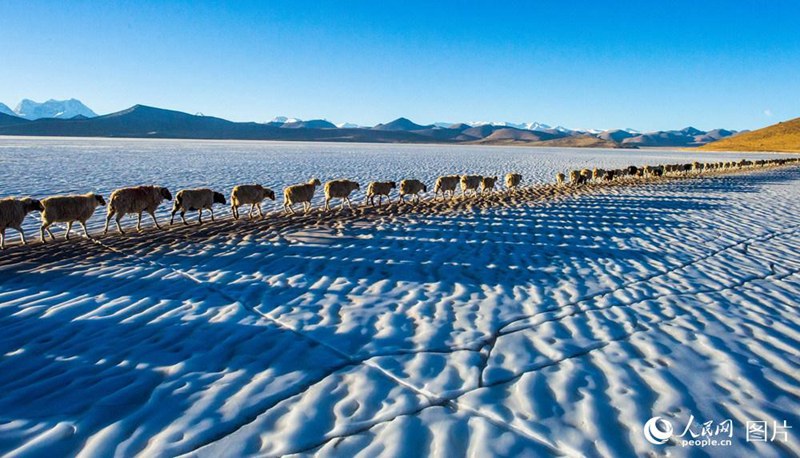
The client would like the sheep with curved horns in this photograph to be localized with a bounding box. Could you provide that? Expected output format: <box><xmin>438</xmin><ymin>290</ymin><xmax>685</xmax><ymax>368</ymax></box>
<box><xmin>104</xmin><ymin>186</ymin><xmax>172</xmax><ymax>235</ymax></box>
<box><xmin>324</xmin><ymin>179</ymin><xmax>360</xmax><ymax>210</ymax></box>
<box><xmin>460</xmin><ymin>175</ymin><xmax>482</xmax><ymax>196</ymax></box>
<box><xmin>434</xmin><ymin>175</ymin><xmax>460</xmax><ymax>199</ymax></box>
<box><xmin>283</xmin><ymin>178</ymin><xmax>322</xmax><ymax>215</ymax></box>
<box><xmin>399</xmin><ymin>179</ymin><xmax>427</xmax><ymax>203</ymax></box>
<box><xmin>231</xmin><ymin>184</ymin><xmax>275</xmax><ymax>220</ymax></box>
<box><xmin>170</xmin><ymin>188</ymin><xmax>226</xmax><ymax>225</ymax></box>
<box><xmin>505</xmin><ymin>173</ymin><xmax>522</xmax><ymax>189</ymax></box>
<box><xmin>481</xmin><ymin>176</ymin><xmax>498</xmax><ymax>193</ymax></box>
<box><xmin>366</xmin><ymin>181</ymin><xmax>396</xmax><ymax>206</ymax></box>
<box><xmin>556</xmin><ymin>172</ymin><xmax>566</xmax><ymax>185</ymax></box>
<box><xmin>0</xmin><ymin>197</ymin><xmax>43</xmax><ymax>249</ymax></box>
<box><xmin>40</xmin><ymin>193</ymin><xmax>106</xmax><ymax>242</ymax></box>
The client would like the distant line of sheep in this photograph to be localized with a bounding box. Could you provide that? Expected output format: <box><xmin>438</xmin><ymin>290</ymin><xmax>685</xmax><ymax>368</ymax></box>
<box><xmin>1</xmin><ymin>158</ymin><xmax>798</xmax><ymax>249</ymax></box>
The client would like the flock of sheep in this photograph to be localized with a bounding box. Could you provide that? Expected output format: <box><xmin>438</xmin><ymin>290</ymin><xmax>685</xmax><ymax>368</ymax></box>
<box><xmin>0</xmin><ymin>158</ymin><xmax>797</xmax><ymax>249</ymax></box>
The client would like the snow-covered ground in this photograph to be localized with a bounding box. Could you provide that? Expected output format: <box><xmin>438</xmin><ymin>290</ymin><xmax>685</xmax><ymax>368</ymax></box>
<box><xmin>1</xmin><ymin>138</ymin><xmax>799</xmax><ymax>456</ymax></box>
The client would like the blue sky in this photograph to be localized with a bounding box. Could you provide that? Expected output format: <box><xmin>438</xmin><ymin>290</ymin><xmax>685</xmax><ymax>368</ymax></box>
<box><xmin>1</xmin><ymin>0</ymin><xmax>798</xmax><ymax>131</ymax></box>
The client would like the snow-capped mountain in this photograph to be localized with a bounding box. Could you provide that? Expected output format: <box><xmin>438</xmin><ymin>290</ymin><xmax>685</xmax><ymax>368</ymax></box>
<box><xmin>0</xmin><ymin>103</ymin><xmax>15</xmax><ymax>116</ymax></box>
<box><xmin>467</xmin><ymin>121</ymin><xmax>574</xmax><ymax>133</ymax></box>
<box><xmin>14</xmin><ymin>98</ymin><xmax>97</xmax><ymax>120</ymax></box>
<box><xmin>336</xmin><ymin>122</ymin><xmax>362</xmax><ymax>128</ymax></box>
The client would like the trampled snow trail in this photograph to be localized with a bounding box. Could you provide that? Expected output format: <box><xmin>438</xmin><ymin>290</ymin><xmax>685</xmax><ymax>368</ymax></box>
<box><xmin>2</xmin><ymin>161</ymin><xmax>800</xmax><ymax>456</ymax></box>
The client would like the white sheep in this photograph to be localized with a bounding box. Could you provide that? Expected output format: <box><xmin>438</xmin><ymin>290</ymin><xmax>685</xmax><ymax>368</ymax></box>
<box><xmin>505</xmin><ymin>173</ymin><xmax>522</xmax><ymax>189</ymax></box>
<box><xmin>460</xmin><ymin>175</ymin><xmax>482</xmax><ymax>196</ymax></box>
<box><xmin>556</xmin><ymin>172</ymin><xmax>566</xmax><ymax>185</ymax></box>
<box><xmin>170</xmin><ymin>188</ymin><xmax>226</xmax><ymax>225</ymax></box>
<box><xmin>399</xmin><ymin>179</ymin><xmax>427</xmax><ymax>203</ymax></box>
<box><xmin>324</xmin><ymin>179</ymin><xmax>360</xmax><ymax>210</ymax></box>
<box><xmin>283</xmin><ymin>178</ymin><xmax>322</xmax><ymax>214</ymax></box>
<box><xmin>0</xmin><ymin>197</ymin><xmax>43</xmax><ymax>249</ymax></box>
<box><xmin>231</xmin><ymin>184</ymin><xmax>276</xmax><ymax>220</ymax></box>
<box><xmin>434</xmin><ymin>175</ymin><xmax>460</xmax><ymax>199</ymax></box>
<box><xmin>40</xmin><ymin>193</ymin><xmax>106</xmax><ymax>242</ymax></box>
<box><xmin>104</xmin><ymin>186</ymin><xmax>172</xmax><ymax>234</ymax></box>
<box><xmin>366</xmin><ymin>181</ymin><xmax>396</xmax><ymax>206</ymax></box>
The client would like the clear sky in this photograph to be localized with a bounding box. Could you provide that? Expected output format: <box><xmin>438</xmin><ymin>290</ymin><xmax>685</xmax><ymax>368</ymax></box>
<box><xmin>1</xmin><ymin>0</ymin><xmax>798</xmax><ymax>131</ymax></box>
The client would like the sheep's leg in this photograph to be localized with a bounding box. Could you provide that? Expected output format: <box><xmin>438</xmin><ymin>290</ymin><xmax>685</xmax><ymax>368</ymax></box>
<box><xmin>285</xmin><ymin>203</ymin><xmax>296</xmax><ymax>215</ymax></box>
<box><xmin>170</xmin><ymin>209</ymin><xmax>177</xmax><ymax>225</ymax></box>
<box><xmin>39</xmin><ymin>224</ymin><xmax>47</xmax><ymax>243</ymax></box>
<box><xmin>0</xmin><ymin>229</ymin><xmax>4</xmax><ymax>249</ymax></box>
<box><xmin>180</xmin><ymin>211</ymin><xmax>188</xmax><ymax>225</ymax></box>
<box><xmin>65</xmin><ymin>222</ymin><xmax>73</xmax><ymax>240</ymax></box>
<box><xmin>324</xmin><ymin>198</ymin><xmax>331</xmax><ymax>211</ymax></box>
<box><xmin>249</xmin><ymin>204</ymin><xmax>256</xmax><ymax>219</ymax></box>
<box><xmin>17</xmin><ymin>227</ymin><xmax>26</xmax><ymax>246</ymax></box>
<box><xmin>257</xmin><ymin>203</ymin><xmax>264</xmax><ymax>218</ymax></box>
<box><xmin>115</xmin><ymin>214</ymin><xmax>124</xmax><ymax>234</ymax></box>
<box><xmin>80</xmin><ymin>221</ymin><xmax>91</xmax><ymax>239</ymax></box>
<box><xmin>346</xmin><ymin>197</ymin><xmax>353</xmax><ymax>209</ymax></box>
<box><xmin>209</xmin><ymin>208</ymin><xmax>215</xmax><ymax>222</ymax></box>
<box><xmin>148</xmin><ymin>211</ymin><xmax>161</xmax><ymax>230</ymax></box>
<box><xmin>104</xmin><ymin>211</ymin><xmax>114</xmax><ymax>234</ymax></box>
<box><xmin>232</xmin><ymin>205</ymin><xmax>239</xmax><ymax>220</ymax></box>
<box><xmin>136</xmin><ymin>213</ymin><xmax>143</xmax><ymax>232</ymax></box>
<box><xmin>197</xmin><ymin>209</ymin><xmax>203</xmax><ymax>224</ymax></box>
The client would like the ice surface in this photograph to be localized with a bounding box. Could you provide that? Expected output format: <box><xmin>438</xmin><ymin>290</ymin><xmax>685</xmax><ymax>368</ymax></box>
<box><xmin>1</xmin><ymin>138</ymin><xmax>799</xmax><ymax>456</ymax></box>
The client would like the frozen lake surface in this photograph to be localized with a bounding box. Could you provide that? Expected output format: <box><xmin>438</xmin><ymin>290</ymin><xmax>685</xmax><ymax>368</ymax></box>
<box><xmin>0</xmin><ymin>137</ymin><xmax>799</xmax><ymax>456</ymax></box>
<box><xmin>0</xmin><ymin>137</ymin><xmax>793</xmax><ymax>233</ymax></box>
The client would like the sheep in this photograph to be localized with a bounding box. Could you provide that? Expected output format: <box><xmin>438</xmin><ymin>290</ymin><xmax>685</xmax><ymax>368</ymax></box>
<box><xmin>505</xmin><ymin>173</ymin><xmax>522</xmax><ymax>189</ymax></box>
<box><xmin>481</xmin><ymin>176</ymin><xmax>498</xmax><ymax>193</ymax></box>
<box><xmin>231</xmin><ymin>184</ymin><xmax>275</xmax><ymax>220</ymax></box>
<box><xmin>103</xmin><ymin>186</ymin><xmax>172</xmax><ymax>235</ymax></box>
<box><xmin>434</xmin><ymin>175</ymin><xmax>460</xmax><ymax>199</ymax></box>
<box><xmin>460</xmin><ymin>175</ymin><xmax>482</xmax><ymax>196</ymax></box>
<box><xmin>626</xmin><ymin>165</ymin><xmax>639</xmax><ymax>177</ymax></box>
<box><xmin>592</xmin><ymin>168</ymin><xmax>606</xmax><ymax>182</ymax></box>
<box><xmin>324</xmin><ymin>179</ymin><xmax>360</xmax><ymax>210</ymax></box>
<box><xmin>40</xmin><ymin>193</ymin><xmax>106</xmax><ymax>242</ymax></box>
<box><xmin>570</xmin><ymin>170</ymin><xmax>589</xmax><ymax>185</ymax></box>
<box><xmin>0</xmin><ymin>197</ymin><xmax>43</xmax><ymax>249</ymax></box>
<box><xmin>170</xmin><ymin>188</ymin><xmax>226</xmax><ymax>225</ymax></box>
<box><xmin>399</xmin><ymin>179</ymin><xmax>427</xmax><ymax>203</ymax></box>
<box><xmin>556</xmin><ymin>172</ymin><xmax>566</xmax><ymax>185</ymax></box>
<box><xmin>366</xmin><ymin>181</ymin><xmax>396</xmax><ymax>206</ymax></box>
<box><xmin>283</xmin><ymin>178</ymin><xmax>322</xmax><ymax>215</ymax></box>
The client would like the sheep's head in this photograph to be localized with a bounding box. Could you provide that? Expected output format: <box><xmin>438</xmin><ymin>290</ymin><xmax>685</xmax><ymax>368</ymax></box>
<box><xmin>160</xmin><ymin>187</ymin><xmax>173</xmax><ymax>201</ymax></box>
<box><xmin>310</xmin><ymin>178</ymin><xmax>322</xmax><ymax>186</ymax></box>
<box><xmin>94</xmin><ymin>194</ymin><xmax>107</xmax><ymax>206</ymax></box>
<box><xmin>265</xmin><ymin>189</ymin><xmax>276</xmax><ymax>201</ymax></box>
<box><xmin>389</xmin><ymin>181</ymin><xmax>396</xmax><ymax>189</ymax></box>
<box><xmin>350</xmin><ymin>181</ymin><xmax>360</xmax><ymax>191</ymax></box>
<box><xmin>213</xmin><ymin>192</ymin><xmax>227</xmax><ymax>205</ymax></box>
<box><xmin>22</xmin><ymin>198</ymin><xmax>44</xmax><ymax>213</ymax></box>
<box><xmin>422</xmin><ymin>183</ymin><xmax>428</xmax><ymax>193</ymax></box>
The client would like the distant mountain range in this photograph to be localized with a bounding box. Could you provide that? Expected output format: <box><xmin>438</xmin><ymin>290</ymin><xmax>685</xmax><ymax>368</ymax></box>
<box><xmin>698</xmin><ymin>117</ymin><xmax>800</xmax><ymax>152</ymax></box>
<box><xmin>0</xmin><ymin>98</ymin><xmax>743</xmax><ymax>148</ymax></box>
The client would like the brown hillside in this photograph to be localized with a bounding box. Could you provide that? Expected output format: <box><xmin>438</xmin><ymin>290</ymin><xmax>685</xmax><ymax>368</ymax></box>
<box><xmin>699</xmin><ymin>117</ymin><xmax>800</xmax><ymax>152</ymax></box>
